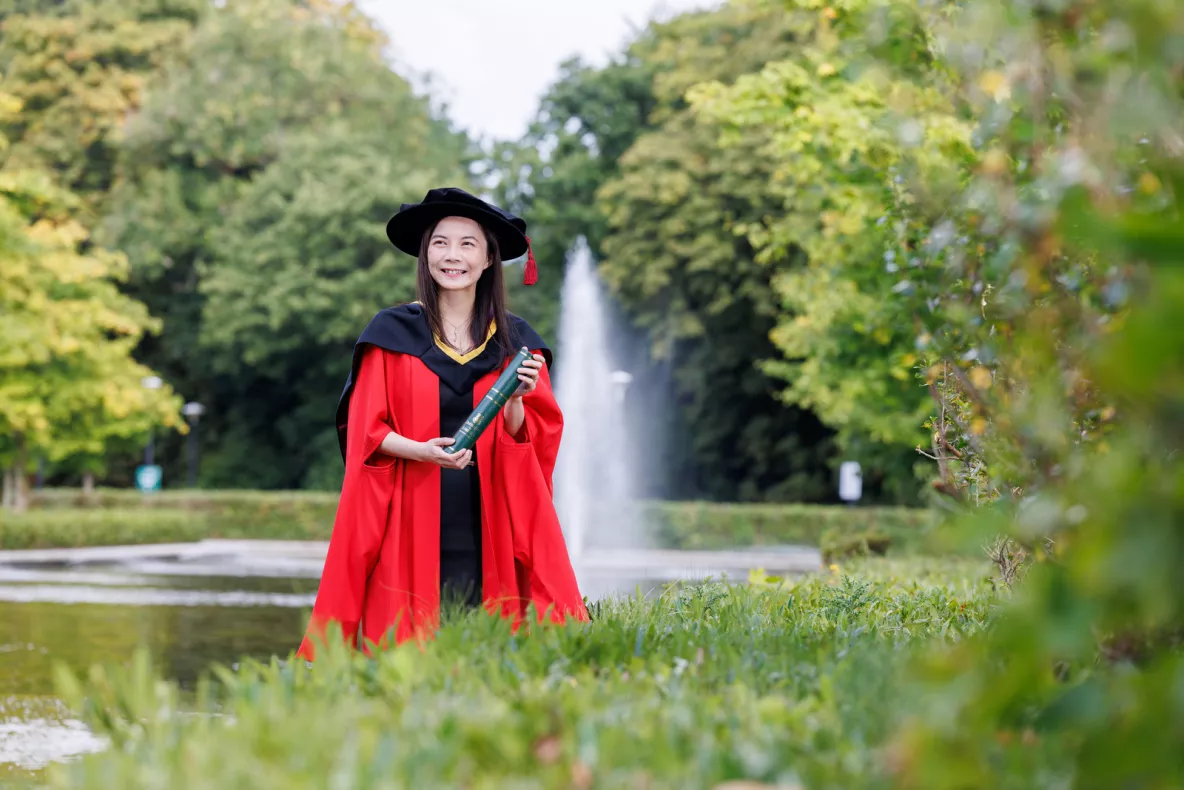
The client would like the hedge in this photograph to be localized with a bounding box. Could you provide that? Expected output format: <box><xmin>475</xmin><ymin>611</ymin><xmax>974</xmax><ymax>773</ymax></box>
<box><xmin>1</xmin><ymin>488</ymin><xmax>942</xmax><ymax>555</ymax></box>
<box><xmin>643</xmin><ymin>500</ymin><xmax>939</xmax><ymax>556</ymax></box>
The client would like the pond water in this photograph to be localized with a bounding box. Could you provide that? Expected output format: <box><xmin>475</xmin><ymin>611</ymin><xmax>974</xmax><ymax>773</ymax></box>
<box><xmin>0</xmin><ymin>557</ymin><xmax>318</xmax><ymax>779</ymax></box>
<box><xmin>0</xmin><ymin>563</ymin><xmax>317</xmax><ymax>697</ymax></box>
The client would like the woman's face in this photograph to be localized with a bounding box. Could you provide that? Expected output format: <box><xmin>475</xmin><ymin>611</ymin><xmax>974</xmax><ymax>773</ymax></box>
<box><xmin>426</xmin><ymin>216</ymin><xmax>492</xmax><ymax>292</ymax></box>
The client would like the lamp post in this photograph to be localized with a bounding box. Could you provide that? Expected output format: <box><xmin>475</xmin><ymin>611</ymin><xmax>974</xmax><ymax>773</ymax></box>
<box><xmin>182</xmin><ymin>402</ymin><xmax>205</xmax><ymax>489</ymax></box>
<box><xmin>140</xmin><ymin>376</ymin><xmax>162</xmax><ymax>466</ymax></box>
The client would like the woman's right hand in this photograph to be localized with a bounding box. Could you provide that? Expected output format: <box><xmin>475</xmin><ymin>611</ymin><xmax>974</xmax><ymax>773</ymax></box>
<box><xmin>416</xmin><ymin>437</ymin><xmax>473</xmax><ymax>469</ymax></box>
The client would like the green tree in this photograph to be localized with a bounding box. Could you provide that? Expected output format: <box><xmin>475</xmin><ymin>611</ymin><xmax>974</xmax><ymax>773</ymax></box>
<box><xmin>198</xmin><ymin>128</ymin><xmax>468</xmax><ymax>488</ymax></box>
<box><xmin>0</xmin><ymin>1</ymin><xmax>66</xmax><ymax>21</ymax></box>
<box><xmin>494</xmin><ymin>4</ymin><xmax>848</xmax><ymax>501</ymax></box>
<box><xmin>0</xmin><ymin>0</ymin><xmax>204</xmax><ymax>212</ymax></box>
<box><xmin>594</xmin><ymin>3</ymin><xmax>840</xmax><ymax>501</ymax></box>
<box><xmin>487</xmin><ymin>51</ymin><xmax>658</xmax><ymax>345</ymax></box>
<box><xmin>0</xmin><ymin>150</ymin><xmax>181</xmax><ymax>510</ymax></box>
<box><xmin>688</xmin><ymin>0</ymin><xmax>974</xmax><ymax>501</ymax></box>
<box><xmin>97</xmin><ymin>0</ymin><xmax>471</xmax><ymax>489</ymax></box>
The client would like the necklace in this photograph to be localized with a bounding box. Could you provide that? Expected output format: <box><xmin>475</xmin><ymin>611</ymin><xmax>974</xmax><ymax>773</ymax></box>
<box><xmin>443</xmin><ymin>316</ymin><xmax>473</xmax><ymax>352</ymax></box>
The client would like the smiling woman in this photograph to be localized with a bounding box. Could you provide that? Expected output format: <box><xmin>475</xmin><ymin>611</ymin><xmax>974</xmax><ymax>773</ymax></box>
<box><xmin>297</xmin><ymin>187</ymin><xmax>588</xmax><ymax>660</ymax></box>
<box><xmin>417</xmin><ymin>215</ymin><xmax>514</xmax><ymax>359</ymax></box>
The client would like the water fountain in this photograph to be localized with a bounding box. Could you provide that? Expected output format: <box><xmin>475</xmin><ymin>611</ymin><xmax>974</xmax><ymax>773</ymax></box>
<box><xmin>552</xmin><ymin>238</ymin><xmax>646</xmax><ymax>565</ymax></box>
<box><xmin>548</xmin><ymin>241</ymin><xmax>822</xmax><ymax>600</ymax></box>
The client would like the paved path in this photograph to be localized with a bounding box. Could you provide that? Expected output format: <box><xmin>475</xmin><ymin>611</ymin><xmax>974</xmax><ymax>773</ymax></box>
<box><xmin>0</xmin><ymin>539</ymin><xmax>821</xmax><ymax>579</ymax></box>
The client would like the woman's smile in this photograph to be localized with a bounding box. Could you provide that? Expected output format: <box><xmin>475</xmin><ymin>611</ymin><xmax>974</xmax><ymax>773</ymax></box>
<box><xmin>426</xmin><ymin>216</ymin><xmax>493</xmax><ymax>291</ymax></box>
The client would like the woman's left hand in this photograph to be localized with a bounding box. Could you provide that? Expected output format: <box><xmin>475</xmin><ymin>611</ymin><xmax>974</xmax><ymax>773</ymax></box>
<box><xmin>512</xmin><ymin>353</ymin><xmax>545</xmax><ymax>397</ymax></box>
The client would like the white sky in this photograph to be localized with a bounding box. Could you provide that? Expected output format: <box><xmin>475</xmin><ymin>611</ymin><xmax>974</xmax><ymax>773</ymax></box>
<box><xmin>357</xmin><ymin>0</ymin><xmax>719</xmax><ymax>143</ymax></box>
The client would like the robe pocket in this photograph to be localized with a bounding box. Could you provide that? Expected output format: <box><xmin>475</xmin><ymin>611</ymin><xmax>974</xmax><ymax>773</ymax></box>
<box><xmin>347</xmin><ymin>462</ymin><xmax>397</xmax><ymax>529</ymax></box>
<box><xmin>361</xmin><ymin>455</ymin><xmax>397</xmax><ymax>470</ymax></box>
<box><xmin>493</xmin><ymin>439</ymin><xmax>541</xmax><ymax>566</ymax></box>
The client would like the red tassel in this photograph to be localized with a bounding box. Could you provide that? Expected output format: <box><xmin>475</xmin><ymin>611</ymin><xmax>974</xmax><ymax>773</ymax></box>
<box><xmin>523</xmin><ymin>236</ymin><xmax>538</xmax><ymax>286</ymax></box>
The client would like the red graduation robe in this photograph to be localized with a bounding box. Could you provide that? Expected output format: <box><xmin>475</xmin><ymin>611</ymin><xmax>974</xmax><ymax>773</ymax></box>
<box><xmin>297</xmin><ymin>307</ymin><xmax>588</xmax><ymax>660</ymax></box>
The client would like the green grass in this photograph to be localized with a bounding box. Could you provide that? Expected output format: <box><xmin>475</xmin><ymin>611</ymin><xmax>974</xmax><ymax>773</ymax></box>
<box><xmin>43</xmin><ymin>559</ymin><xmax>1008</xmax><ymax>789</ymax></box>
<box><xmin>3</xmin><ymin>488</ymin><xmax>939</xmax><ymax>554</ymax></box>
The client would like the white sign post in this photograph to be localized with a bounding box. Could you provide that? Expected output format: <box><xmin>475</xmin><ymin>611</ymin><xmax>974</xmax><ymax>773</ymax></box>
<box><xmin>839</xmin><ymin>461</ymin><xmax>862</xmax><ymax>505</ymax></box>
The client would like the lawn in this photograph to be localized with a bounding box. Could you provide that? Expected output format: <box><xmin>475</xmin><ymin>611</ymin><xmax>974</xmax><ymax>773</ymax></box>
<box><xmin>40</xmin><ymin>557</ymin><xmax>1015</xmax><ymax>790</ymax></box>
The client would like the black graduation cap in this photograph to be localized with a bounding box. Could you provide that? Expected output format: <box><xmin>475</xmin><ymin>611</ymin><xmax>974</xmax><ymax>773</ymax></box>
<box><xmin>386</xmin><ymin>187</ymin><xmax>538</xmax><ymax>285</ymax></box>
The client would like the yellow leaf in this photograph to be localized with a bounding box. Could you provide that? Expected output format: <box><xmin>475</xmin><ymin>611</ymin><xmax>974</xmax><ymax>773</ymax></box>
<box><xmin>0</xmin><ymin>92</ymin><xmax>23</xmax><ymax>116</ymax></box>
<box><xmin>977</xmin><ymin>70</ymin><xmax>1010</xmax><ymax>101</ymax></box>
<box><xmin>971</xmin><ymin>417</ymin><xmax>988</xmax><ymax>435</ymax></box>
<box><xmin>816</xmin><ymin>62</ymin><xmax>837</xmax><ymax>77</ymax></box>
<box><xmin>969</xmin><ymin>366</ymin><xmax>992</xmax><ymax>390</ymax></box>
<box><xmin>1138</xmin><ymin>172</ymin><xmax>1160</xmax><ymax>195</ymax></box>
<box><xmin>981</xmin><ymin>148</ymin><xmax>1009</xmax><ymax>176</ymax></box>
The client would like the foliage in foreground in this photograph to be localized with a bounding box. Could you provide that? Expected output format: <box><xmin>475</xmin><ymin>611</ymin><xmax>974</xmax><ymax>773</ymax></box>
<box><xmin>694</xmin><ymin>0</ymin><xmax>1184</xmax><ymax>784</ymax></box>
<box><xmin>51</xmin><ymin>566</ymin><xmax>997</xmax><ymax>789</ymax></box>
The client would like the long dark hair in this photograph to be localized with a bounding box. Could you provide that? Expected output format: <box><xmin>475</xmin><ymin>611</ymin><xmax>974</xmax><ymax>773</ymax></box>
<box><xmin>416</xmin><ymin>218</ymin><xmax>516</xmax><ymax>361</ymax></box>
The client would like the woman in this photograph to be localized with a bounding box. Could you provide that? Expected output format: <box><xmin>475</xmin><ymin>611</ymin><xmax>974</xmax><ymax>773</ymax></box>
<box><xmin>297</xmin><ymin>187</ymin><xmax>587</xmax><ymax>660</ymax></box>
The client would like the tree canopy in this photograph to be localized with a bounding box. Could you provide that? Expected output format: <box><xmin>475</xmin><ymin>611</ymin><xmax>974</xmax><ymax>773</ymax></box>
<box><xmin>94</xmin><ymin>0</ymin><xmax>471</xmax><ymax>489</ymax></box>
<box><xmin>0</xmin><ymin>105</ymin><xmax>181</xmax><ymax>508</ymax></box>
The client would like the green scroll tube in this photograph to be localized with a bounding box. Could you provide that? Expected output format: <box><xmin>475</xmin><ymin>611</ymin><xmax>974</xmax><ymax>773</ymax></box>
<box><xmin>443</xmin><ymin>346</ymin><xmax>534</xmax><ymax>455</ymax></box>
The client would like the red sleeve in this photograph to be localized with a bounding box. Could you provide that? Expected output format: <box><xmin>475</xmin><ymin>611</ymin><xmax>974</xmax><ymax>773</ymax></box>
<box><xmin>494</xmin><ymin>363</ymin><xmax>587</xmax><ymax>622</ymax></box>
<box><xmin>344</xmin><ymin>345</ymin><xmax>394</xmax><ymax>470</ymax></box>
<box><xmin>498</xmin><ymin>352</ymin><xmax>562</xmax><ymax>495</ymax></box>
<box><xmin>297</xmin><ymin>346</ymin><xmax>394</xmax><ymax>660</ymax></box>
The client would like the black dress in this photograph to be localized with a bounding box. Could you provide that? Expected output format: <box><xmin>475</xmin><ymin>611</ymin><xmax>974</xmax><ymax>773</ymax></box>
<box><xmin>438</xmin><ymin>375</ymin><xmax>484</xmax><ymax>609</ymax></box>
<box><xmin>424</xmin><ymin>332</ymin><xmax>508</xmax><ymax>611</ymax></box>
